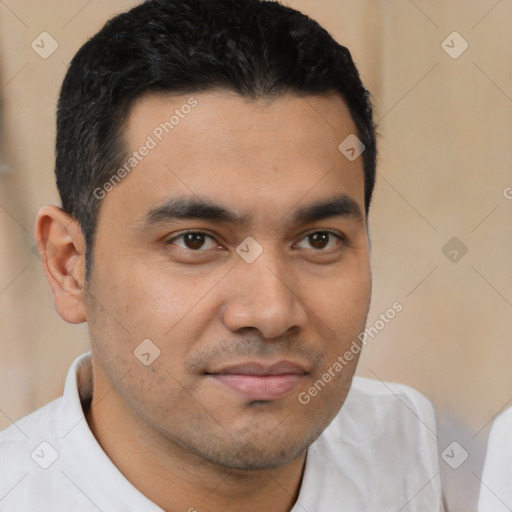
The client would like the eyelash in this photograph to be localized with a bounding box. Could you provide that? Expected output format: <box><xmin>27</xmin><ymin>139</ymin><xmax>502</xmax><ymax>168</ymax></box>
<box><xmin>165</xmin><ymin>230</ymin><xmax>347</xmax><ymax>252</ymax></box>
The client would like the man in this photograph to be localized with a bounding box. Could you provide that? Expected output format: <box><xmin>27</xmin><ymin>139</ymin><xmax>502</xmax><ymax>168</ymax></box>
<box><xmin>0</xmin><ymin>0</ymin><xmax>443</xmax><ymax>510</ymax></box>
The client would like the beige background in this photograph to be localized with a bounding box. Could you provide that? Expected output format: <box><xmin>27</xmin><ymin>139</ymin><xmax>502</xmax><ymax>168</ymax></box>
<box><xmin>0</xmin><ymin>1</ymin><xmax>511</xmax><ymax>511</ymax></box>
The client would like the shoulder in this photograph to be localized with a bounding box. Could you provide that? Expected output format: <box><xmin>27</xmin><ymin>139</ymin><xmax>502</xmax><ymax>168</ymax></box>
<box><xmin>343</xmin><ymin>375</ymin><xmax>437</xmax><ymax>428</ymax></box>
<box><xmin>483</xmin><ymin>406</ymin><xmax>512</xmax><ymax>463</ymax></box>
<box><xmin>320</xmin><ymin>376</ymin><xmax>439</xmax><ymax>466</ymax></box>
<box><xmin>350</xmin><ymin>375</ymin><xmax>432</xmax><ymax>400</ymax></box>
<box><xmin>306</xmin><ymin>377</ymin><xmax>443</xmax><ymax>510</ymax></box>
<box><xmin>487</xmin><ymin>406</ymin><xmax>512</xmax><ymax>442</ymax></box>
<box><xmin>0</xmin><ymin>397</ymin><xmax>62</xmax><ymax>445</ymax></box>
<box><xmin>0</xmin><ymin>398</ymin><xmax>63</xmax><ymax>464</ymax></box>
<box><xmin>478</xmin><ymin>407</ymin><xmax>512</xmax><ymax>511</ymax></box>
<box><xmin>0</xmin><ymin>399</ymin><xmax>63</xmax><ymax>504</ymax></box>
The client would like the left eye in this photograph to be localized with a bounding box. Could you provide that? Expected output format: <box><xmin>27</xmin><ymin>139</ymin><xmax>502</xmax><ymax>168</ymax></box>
<box><xmin>168</xmin><ymin>232</ymin><xmax>218</xmax><ymax>251</ymax></box>
<box><xmin>295</xmin><ymin>232</ymin><xmax>343</xmax><ymax>251</ymax></box>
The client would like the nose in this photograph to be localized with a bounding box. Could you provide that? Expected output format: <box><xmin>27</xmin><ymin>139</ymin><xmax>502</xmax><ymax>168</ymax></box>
<box><xmin>220</xmin><ymin>254</ymin><xmax>308</xmax><ymax>339</ymax></box>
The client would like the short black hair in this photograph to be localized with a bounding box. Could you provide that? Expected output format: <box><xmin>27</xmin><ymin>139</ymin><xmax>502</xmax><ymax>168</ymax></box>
<box><xmin>55</xmin><ymin>0</ymin><xmax>377</xmax><ymax>280</ymax></box>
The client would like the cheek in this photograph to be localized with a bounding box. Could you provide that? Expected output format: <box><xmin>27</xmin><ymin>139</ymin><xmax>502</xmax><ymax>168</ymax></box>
<box><xmin>309</xmin><ymin>266</ymin><xmax>371</xmax><ymax>379</ymax></box>
<box><xmin>317</xmin><ymin>263</ymin><xmax>371</xmax><ymax>328</ymax></box>
<box><xmin>93</xmin><ymin>258</ymin><xmax>208</xmax><ymax>337</ymax></box>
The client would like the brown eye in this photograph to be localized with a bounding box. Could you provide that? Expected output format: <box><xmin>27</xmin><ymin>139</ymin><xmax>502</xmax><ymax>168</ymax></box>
<box><xmin>308</xmin><ymin>233</ymin><xmax>330</xmax><ymax>250</ymax></box>
<box><xmin>168</xmin><ymin>232</ymin><xmax>217</xmax><ymax>251</ymax></box>
<box><xmin>183</xmin><ymin>233</ymin><xmax>207</xmax><ymax>250</ymax></box>
<box><xmin>296</xmin><ymin>231</ymin><xmax>344</xmax><ymax>251</ymax></box>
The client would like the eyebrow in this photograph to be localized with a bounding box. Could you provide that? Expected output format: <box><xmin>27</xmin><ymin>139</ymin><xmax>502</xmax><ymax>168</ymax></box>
<box><xmin>140</xmin><ymin>193</ymin><xmax>363</xmax><ymax>230</ymax></box>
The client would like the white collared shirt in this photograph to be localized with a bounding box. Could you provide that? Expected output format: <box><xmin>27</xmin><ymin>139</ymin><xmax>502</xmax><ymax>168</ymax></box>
<box><xmin>0</xmin><ymin>353</ymin><xmax>443</xmax><ymax>511</ymax></box>
<box><xmin>478</xmin><ymin>407</ymin><xmax>512</xmax><ymax>511</ymax></box>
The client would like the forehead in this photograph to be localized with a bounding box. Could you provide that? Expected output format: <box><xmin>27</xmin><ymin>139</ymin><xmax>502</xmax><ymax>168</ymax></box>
<box><xmin>125</xmin><ymin>89</ymin><xmax>357</xmax><ymax>148</ymax></box>
<box><xmin>100</xmin><ymin>89</ymin><xmax>365</xmax><ymax>229</ymax></box>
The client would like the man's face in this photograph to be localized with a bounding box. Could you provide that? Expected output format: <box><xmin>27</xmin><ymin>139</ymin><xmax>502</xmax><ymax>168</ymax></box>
<box><xmin>84</xmin><ymin>90</ymin><xmax>371</xmax><ymax>470</ymax></box>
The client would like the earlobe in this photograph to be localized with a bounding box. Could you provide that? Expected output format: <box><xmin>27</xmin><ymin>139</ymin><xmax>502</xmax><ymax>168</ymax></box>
<box><xmin>34</xmin><ymin>205</ymin><xmax>87</xmax><ymax>324</ymax></box>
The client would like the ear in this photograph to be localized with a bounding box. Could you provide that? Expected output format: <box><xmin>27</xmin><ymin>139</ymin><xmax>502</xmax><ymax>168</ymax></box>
<box><xmin>34</xmin><ymin>205</ymin><xmax>87</xmax><ymax>324</ymax></box>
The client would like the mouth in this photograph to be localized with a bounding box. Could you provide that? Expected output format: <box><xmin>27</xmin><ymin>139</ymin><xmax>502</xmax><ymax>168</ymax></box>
<box><xmin>205</xmin><ymin>360</ymin><xmax>308</xmax><ymax>401</ymax></box>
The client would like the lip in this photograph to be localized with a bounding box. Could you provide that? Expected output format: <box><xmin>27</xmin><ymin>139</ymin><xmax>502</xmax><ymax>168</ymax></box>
<box><xmin>206</xmin><ymin>360</ymin><xmax>308</xmax><ymax>401</ymax></box>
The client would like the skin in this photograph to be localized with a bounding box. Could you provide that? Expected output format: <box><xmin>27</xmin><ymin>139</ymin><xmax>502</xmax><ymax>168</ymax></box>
<box><xmin>35</xmin><ymin>90</ymin><xmax>372</xmax><ymax>512</ymax></box>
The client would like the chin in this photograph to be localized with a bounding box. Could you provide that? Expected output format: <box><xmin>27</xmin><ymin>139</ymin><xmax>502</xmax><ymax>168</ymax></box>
<box><xmin>184</xmin><ymin>428</ymin><xmax>314</xmax><ymax>472</ymax></box>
